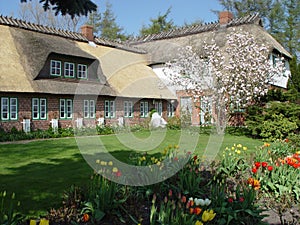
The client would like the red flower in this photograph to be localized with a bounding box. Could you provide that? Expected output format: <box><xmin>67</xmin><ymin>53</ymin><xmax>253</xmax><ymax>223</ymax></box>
<box><xmin>168</xmin><ymin>189</ymin><xmax>173</xmax><ymax>197</ymax></box>
<box><xmin>83</xmin><ymin>213</ymin><xmax>89</xmax><ymax>222</ymax></box>
<box><xmin>174</xmin><ymin>157</ymin><xmax>178</xmax><ymax>161</ymax></box>
<box><xmin>252</xmin><ymin>167</ymin><xmax>258</xmax><ymax>173</ymax></box>
<box><xmin>194</xmin><ymin>207</ymin><xmax>202</xmax><ymax>215</ymax></box>
<box><xmin>267</xmin><ymin>165</ymin><xmax>273</xmax><ymax>171</ymax></box>
<box><xmin>239</xmin><ymin>197</ymin><xmax>245</xmax><ymax>202</ymax></box>
<box><xmin>181</xmin><ymin>195</ymin><xmax>187</xmax><ymax>203</ymax></box>
<box><xmin>228</xmin><ymin>197</ymin><xmax>234</xmax><ymax>203</ymax></box>
<box><xmin>262</xmin><ymin>162</ymin><xmax>268</xmax><ymax>167</ymax></box>
<box><xmin>284</xmin><ymin>138</ymin><xmax>289</xmax><ymax>143</ymax></box>
<box><xmin>254</xmin><ymin>162</ymin><xmax>261</xmax><ymax>168</ymax></box>
<box><xmin>193</xmin><ymin>155</ymin><xmax>198</xmax><ymax>161</ymax></box>
<box><xmin>115</xmin><ymin>171</ymin><xmax>122</xmax><ymax>177</ymax></box>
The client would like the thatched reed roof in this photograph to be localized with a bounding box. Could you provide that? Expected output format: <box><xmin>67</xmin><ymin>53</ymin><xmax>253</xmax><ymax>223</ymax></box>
<box><xmin>0</xmin><ymin>16</ymin><xmax>175</xmax><ymax>99</ymax></box>
<box><xmin>130</xmin><ymin>13</ymin><xmax>292</xmax><ymax>64</ymax></box>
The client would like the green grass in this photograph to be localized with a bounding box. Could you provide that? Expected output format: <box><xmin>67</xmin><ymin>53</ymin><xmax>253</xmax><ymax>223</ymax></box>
<box><xmin>0</xmin><ymin>130</ymin><xmax>263</xmax><ymax>216</ymax></box>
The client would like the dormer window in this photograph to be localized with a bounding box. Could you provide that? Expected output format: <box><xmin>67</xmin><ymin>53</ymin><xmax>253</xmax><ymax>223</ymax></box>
<box><xmin>50</xmin><ymin>60</ymin><xmax>61</xmax><ymax>76</ymax></box>
<box><xmin>78</xmin><ymin>64</ymin><xmax>87</xmax><ymax>79</ymax></box>
<box><xmin>64</xmin><ymin>62</ymin><xmax>75</xmax><ymax>77</ymax></box>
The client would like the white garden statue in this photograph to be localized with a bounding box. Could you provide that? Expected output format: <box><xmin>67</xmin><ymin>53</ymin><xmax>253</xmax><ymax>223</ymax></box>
<box><xmin>150</xmin><ymin>112</ymin><xmax>167</xmax><ymax>128</ymax></box>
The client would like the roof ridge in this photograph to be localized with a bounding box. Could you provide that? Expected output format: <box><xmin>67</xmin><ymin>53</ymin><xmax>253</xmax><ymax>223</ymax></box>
<box><xmin>131</xmin><ymin>12</ymin><xmax>261</xmax><ymax>44</ymax></box>
<box><xmin>0</xmin><ymin>15</ymin><xmax>146</xmax><ymax>54</ymax></box>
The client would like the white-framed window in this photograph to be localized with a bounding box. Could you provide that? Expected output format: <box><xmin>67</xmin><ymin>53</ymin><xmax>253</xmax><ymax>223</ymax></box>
<box><xmin>84</xmin><ymin>100</ymin><xmax>95</xmax><ymax>118</ymax></box>
<box><xmin>1</xmin><ymin>97</ymin><xmax>18</xmax><ymax>120</ymax></box>
<box><xmin>124</xmin><ymin>101</ymin><xmax>133</xmax><ymax>117</ymax></box>
<box><xmin>104</xmin><ymin>100</ymin><xmax>115</xmax><ymax>118</ymax></box>
<box><xmin>64</xmin><ymin>62</ymin><xmax>75</xmax><ymax>77</ymax></box>
<box><xmin>140</xmin><ymin>101</ymin><xmax>149</xmax><ymax>117</ymax></box>
<box><xmin>77</xmin><ymin>64</ymin><xmax>87</xmax><ymax>79</ymax></box>
<box><xmin>32</xmin><ymin>98</ymin><xmax>47</xmax><ymax>120</ymax></box>
<box><xmin>167</xmin><ymin>102</ymin><xmax>175</xmax><ymax>117</ymax></box>
<box><xmin>155</xmin><ymin>101</ymin><xmax>163</xmax><ymax>116</ymax></box>
<box><xmin>60</xmin><ymin>99</ymin><xmax>73</xmax><ymax>119</ymax></box>
<box><xmin>50</xmin><ymin>60</ymin><xmax>61</xmax><ymax>76</ymax></box>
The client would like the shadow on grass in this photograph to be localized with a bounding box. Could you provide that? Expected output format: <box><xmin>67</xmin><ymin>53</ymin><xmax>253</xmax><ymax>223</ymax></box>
<box><xmin>0</xmin><ymin>146</ymin><xmax>146</xmax><ymax>217</ymax></box>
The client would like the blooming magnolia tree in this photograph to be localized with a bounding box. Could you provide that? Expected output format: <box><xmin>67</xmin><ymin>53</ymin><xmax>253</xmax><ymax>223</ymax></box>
<box><xmin>164</xmin><ymin>29</ymin><xmax>284</xmax><ymax>134</ymax></box>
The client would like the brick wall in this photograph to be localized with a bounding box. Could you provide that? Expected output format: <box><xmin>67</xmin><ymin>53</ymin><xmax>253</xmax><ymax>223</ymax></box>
<box><xmin>0</xmin><ymin>92</ymin><xmax>171</xmax><ymax>132</ymax></box>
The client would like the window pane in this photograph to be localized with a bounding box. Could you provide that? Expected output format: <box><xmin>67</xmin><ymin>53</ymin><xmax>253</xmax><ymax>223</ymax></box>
<box><xmin>60</xmin><ymin>99</ymin><xmax>65</xmax><ymax>118</ymax></box>
<box><xmin>78</xmin><ymin>64</ymin><xmax>87</xmax><ymax>79</ymax></box>
<box><xmin>10</xmin><ymin>98</ymin><xmax>17</xmax><ymax>120</ymax></box>
<box><xmin>1</xmin><ymin>98</ymin><xmax>8</xmax><ymax>120</ymax></box>
<box><xmin>105</xmin><ymin>101</ymin><xmax>110</xmax><ymax>118</ymax></box>
<box><xmin>110</xmin><ymin>101</ymin><xmax>115</xmax><ymax>118</ymax></box>
<box><xmin>67</xmin><ymin>100</ymin><xmax>72</xmax><ymax>118</ymax></box>
<box><xmin>90</xmin><ymin>100</ymin><xmax>95</xmax><ymax>118</ymax></box>
<box><xmin>84</xmin><ymin>100</ymin><xmax>89</xmax><ymax>118</ymax></box>
<box><xmin>40</xmin><ymin>99</ymin><xmax>47</xmax><ymax>119</ymax></box>
<box><xmin>51</xmin><ymin>60</ymin><xmax>61</xmax><ymax>76</ymax></box>
<box><xmin>64</xmin><ymin>62</ymin><xmax>75</xmax><ymax>77</ymax></box>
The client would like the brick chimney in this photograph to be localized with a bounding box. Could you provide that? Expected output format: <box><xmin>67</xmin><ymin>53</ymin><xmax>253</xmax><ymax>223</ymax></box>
<box><xmin>219</xmin><ymin>11</ymin><xmax>233</xmax><ymax>25</ymax></box>
<box><xmin>81</xmin><ymin>25</ymin><xmax>94</xmax><ymax>41</ymax></box>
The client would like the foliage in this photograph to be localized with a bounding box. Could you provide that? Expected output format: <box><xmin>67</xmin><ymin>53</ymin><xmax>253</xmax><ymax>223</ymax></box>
<box><xmin>215</xmin><ymin>143</ymin><xmax>249</xmax><ymax>181</ymax></box>
<box><xmin>20</xmin><ymin>0</ymin><xmax>97</xmax><ymax>18</ymax></box>
<box><xmin>260</xmin><ymin>114</ymin><xmax>298</xmax><ymax>141</ymax></box>
<box><xmin>0</xmin><ymin>191</ymin><xmax>24</xmax><ymax>225</ymax></box>
<box><xmin>86</xmin><ymin>8</ymin><xmax>102</xmax><ymax>35</ymax></box>
<box><xmin>210</xmin><ymin>183</ymin><xmax>267</xmax><ymax>225</ymax></box>
<box><xmin>139</xmin><ymin>7</ymin><xmax>176</xmax><ymax>36</ymax></box>
<box><xmin>245</xmin><ymin>101</ymin><xmax>300</xmax><ymax>140</ymax></box>
<box><xmin>82</xmin><ymin>173</ymin><xmax>128</xmax><ymax>224</ymax></box>
<box><xmin>218</xmin><ymin>0</ymin><xmax>300</xmax><ymax>56</ymax></box>
<box><xmin>48</xmin><ymin>185</ymin><xmax>86</xmax><ymax>224</ymax></box>
<box><xmin>97</xmin><ymin>2</ymin><xmax>128</xmax><ymax>41</ymax></box>
<box><xmin>250</xmin><ymin>142</ymin><xmax>300</xmax><ymax>224</ymax></box>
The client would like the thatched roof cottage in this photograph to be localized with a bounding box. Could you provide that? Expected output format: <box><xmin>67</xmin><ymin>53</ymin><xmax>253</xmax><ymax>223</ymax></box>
<box><xmin>0</xmin><ymin>11</ymin><xmax>291</xmax><ymax>131</ymax></box>
<box><xmin>0</xmin><ymin>16</ymin><xmax>175</xmax><ymax>132</ymax></box>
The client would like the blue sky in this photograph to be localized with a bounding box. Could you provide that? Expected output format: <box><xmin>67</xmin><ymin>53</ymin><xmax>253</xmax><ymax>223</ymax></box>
<box><xmin>0</xmin><ymin>0</ymin><xmax>223</xmax><ymax>35</ymax></box>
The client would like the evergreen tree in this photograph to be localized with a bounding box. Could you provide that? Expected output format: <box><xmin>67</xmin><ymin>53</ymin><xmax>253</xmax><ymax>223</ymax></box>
<box><xmin>289</xmin><ymin>56</ymin><xmax>300</xmax><ymax>92</ymax></box>
<box><xmin>86</xmin><ymin>9</ymin><xmax>101</xmax><ymax>36</ymax></box>
<box><xmin>139</xmin><ymin>7</ymin><xmax>176</xmax><ymax>36</ymax></box>
<box><xmin>218</xmin><ymin>0</ymin><xmax>300</xmax><ymax>56</ymax></box>
<box><xmin>98</xmin><ymin>2</ymin><xmax>127</xmax><ymax>41</ymax></box>
<box><xmin>20</xmin><ymin>0</ymin><xmax>97</xmax><ymax>18</ymax></box>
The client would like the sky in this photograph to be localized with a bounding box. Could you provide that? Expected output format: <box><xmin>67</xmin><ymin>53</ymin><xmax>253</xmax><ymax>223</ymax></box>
<box><xmin>0</xmin><ymin>0</ymin><xmax>224</xmax><ymax>35</ymax></box>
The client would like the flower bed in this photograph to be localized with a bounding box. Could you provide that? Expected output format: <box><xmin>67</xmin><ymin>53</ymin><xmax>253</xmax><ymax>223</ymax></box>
<box><xmin>2</xmin><ymin>140</ymin><xmax>300</xmax><ymax>225</ymax></box>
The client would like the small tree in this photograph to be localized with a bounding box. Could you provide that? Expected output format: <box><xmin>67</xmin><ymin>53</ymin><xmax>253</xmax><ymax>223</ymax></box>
<box><xmin>164</xmin><ymin>29</ymin><xmax>284</xmax><ymax>134</ymax></box>
<box><xmin>139</xmin><ymin>7</ymin><xmax>176</xmax><ymax>36</ymax></box>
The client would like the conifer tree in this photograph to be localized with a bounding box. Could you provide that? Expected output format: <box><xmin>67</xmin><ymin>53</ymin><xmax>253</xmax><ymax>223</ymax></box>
<box><xmin>139</xmin><ymin>7</ymin><xmax>176</xmax><ymax>36</ymax></box>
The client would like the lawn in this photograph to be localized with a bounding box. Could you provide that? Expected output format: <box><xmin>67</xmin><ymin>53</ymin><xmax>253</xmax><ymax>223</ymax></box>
<box><xmin>0</xmin><ymin>130</ymin><xmax>263</xmax><ymax>217</ymax></box>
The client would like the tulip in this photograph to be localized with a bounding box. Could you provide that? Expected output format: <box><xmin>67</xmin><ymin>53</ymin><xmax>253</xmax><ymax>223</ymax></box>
<box><xmin>195</xmin><ymin>221</ymin><xmax>203</xmax><ymax>225</ymax></box>
<box><xmin>202</xmin><ymin>209</ymin><xmax>216</xmax><ymax>222</ymax></box>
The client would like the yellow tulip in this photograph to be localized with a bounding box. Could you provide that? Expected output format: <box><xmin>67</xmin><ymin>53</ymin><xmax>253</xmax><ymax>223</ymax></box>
<box><xmin>195</xmin><ymin>220</ymin><xmax>203</xmax><ymax>225</ymax></box>
<box><xmin>202</xmin><ymin>209</ymin><xmax>216</xmax><ymax>222</ymax></box>
<box><xmin>39</xmin><ymin>219</ymin><xmax>49</xmax><ymax>225</ymax></box>
<box><xmin>29</xmin><ymin>220</ymin><xmax>36</xmax><ymax>225</ymax></box>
